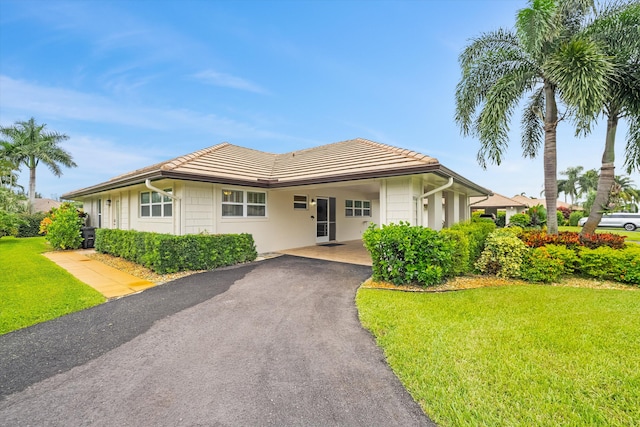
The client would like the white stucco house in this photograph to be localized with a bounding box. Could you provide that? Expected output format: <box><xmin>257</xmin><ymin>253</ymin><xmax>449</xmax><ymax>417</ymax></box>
<box><xmin>62</xmin><ymin>138</ymin><xmax>492</xmax><ymax>253</ymax></box>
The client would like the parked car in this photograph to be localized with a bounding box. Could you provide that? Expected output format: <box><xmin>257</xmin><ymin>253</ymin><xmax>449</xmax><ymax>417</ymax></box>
<box><xmin>478</xmin><ymin>213</ymin><xmax>497</xmax><ymax>222</ymax></box>
<box><xmin>578</xmin><ymin>212</ymin><xmax>640</xmax><ymax>231</ymax></box>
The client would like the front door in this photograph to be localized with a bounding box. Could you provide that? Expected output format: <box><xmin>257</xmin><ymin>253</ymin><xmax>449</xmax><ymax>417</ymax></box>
<box><xmin>316</xmin><ymin>197</ymin><xmax>336</xmax><ymax>243</ymax></box>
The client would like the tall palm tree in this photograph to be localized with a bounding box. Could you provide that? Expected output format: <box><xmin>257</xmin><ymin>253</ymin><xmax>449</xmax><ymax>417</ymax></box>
<box><xmin>0</xmin><ymin>117</ymin><xmax>76</xmax><ymax>211</ymax></box>
<box><xmin>559</xmin><ymin>165</ymin><xmax>583</xmax><ymax>204</ymax></box>
<box><xmin>455</xmin><ymin>0</ymin><xmax>611</xmax><ymax>234</ymax></box>
<box><xmin>578</xmin><ymin>168</ymin><xmax>600</xmax><ymax>196</ymax></box>
<box><xmin>576</xmin><ymin>1</ymin><xmax>640</xmax><ymax>234</ymax></box>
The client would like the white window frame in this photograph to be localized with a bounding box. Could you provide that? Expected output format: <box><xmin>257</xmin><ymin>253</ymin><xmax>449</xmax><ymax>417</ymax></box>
<box><xmin>293</xmin><ymin>194</ymin><xmax>308</xmax><ymax>210</ymax></box>
<box><xmin>222</xmin><ymin>189</ymin><xmax>267</xmax><ymax>218</ymax></box>
<box><xmin>345</xmin><ymin>199</ymin><xmax>371</xmax><ymax>217</ymax></box>
<box><xmin>140</xmin><ymin>189</ymin><xmax>173</xmax><ymax>218</ymax></box>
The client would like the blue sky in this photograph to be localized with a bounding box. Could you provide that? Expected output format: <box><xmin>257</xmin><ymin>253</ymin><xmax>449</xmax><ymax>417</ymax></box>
<box><xmin>1</xmin><ymin>0</ymin><xmax>637</xmax><ymax>201</ymax></box>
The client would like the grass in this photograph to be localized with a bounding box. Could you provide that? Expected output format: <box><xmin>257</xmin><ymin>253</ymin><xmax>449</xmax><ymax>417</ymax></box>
<box><xmin>559</xmin><ymin>225</ymin><xmax>640</xmax><ymax>243</ymax></box>
<box><xmin>357</xmin><ymin>285</ymin><xmax>640</xmax><ymax>427</ymax></box>
<box><xmin>0</xmin><ymin>236</ymin><xmax>105</xmax><ymax>335</ymax></box>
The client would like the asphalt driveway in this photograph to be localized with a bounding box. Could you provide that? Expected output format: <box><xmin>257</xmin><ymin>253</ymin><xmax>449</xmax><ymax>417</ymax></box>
<box><xmin>0</xmin><ymin>255</ymin><xmax>434</xmax><ymax>426</ymax></box>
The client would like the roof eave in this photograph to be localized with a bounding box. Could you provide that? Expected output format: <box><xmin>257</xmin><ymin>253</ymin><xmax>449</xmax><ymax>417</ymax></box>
<box><xmin>62</xmin><ymin>164</ymin><xmax>492</xmax><ymax>199</ymax></box>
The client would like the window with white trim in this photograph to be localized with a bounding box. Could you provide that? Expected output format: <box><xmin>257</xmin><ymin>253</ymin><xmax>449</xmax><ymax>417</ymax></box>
<box><xmin>222</xmin><ymin>189</ymin><xmax>267</xmax><ymax>217</ymax></box>
<box><xmin>293</xmin><ymin>195</ymin><xmax>308</xmax><ymax>210</ymax></box>
<box><xmin>141</xmin><ymin>189</ymin><xmax>173</xmax><ymax>217</ymax></box>
<box><xmin>345</xmin><ymin>199</ymin><xmax>370</xmax><ymax>217</ymax></box>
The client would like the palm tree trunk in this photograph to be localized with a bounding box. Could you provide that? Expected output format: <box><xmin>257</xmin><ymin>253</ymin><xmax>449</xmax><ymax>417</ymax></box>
<box><xmin>580</xmin><ymin>115</ymin><xmax>618</xmax><ymax>236</ymax></box>
<box><xmin>28</xmin><ymin>164</ymin><xmax>36</xmax><ymax>214</ymax></box>
<box><xmin>543</xmin><ymin>82</ymin><xmax>559</xmax><ymax>235</ymax></box>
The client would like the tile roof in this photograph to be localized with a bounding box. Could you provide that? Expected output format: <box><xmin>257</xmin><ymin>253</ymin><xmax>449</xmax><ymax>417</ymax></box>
<box><xmin>470</xmin><ymin>193</ymin><xmax>527</xmax><ymax>208</ymax></box>
<box><xmin>63</xmin><ymin>138</ymin><xmax>487</xmax><ymax>198</ymax></box>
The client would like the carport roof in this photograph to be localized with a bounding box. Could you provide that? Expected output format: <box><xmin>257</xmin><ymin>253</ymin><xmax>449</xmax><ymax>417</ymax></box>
<box><xmin>63</xmin><ymin>138</ymin><xmax>491</xmax><ymax>198</ymax></box>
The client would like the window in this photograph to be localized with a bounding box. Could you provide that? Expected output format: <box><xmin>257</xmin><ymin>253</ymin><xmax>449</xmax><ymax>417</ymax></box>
<box><xmin>140</xmin><ymin>189</ymin><xmax>172</xmax><ymax>217</ymax></box>
<box><xmin>222</xmin><ymin>189</ymin><xmax>267</xmax><ymax>217</ymax></box>
<box><xmin>293</xmin><ymin>195</ymin><xmax>308</xmax><ymax>210</ymax></box>
<box><xmin>345</xmin><ymin>199</ymin><xmax>371</xmax><ymax>217</ymax></box>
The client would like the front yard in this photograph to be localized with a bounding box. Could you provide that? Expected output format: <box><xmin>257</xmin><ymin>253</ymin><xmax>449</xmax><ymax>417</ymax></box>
<box><xmin>0</xmin><ymin>237</ymin><xmax>105</xmax><ymax>334</ymax></box>
<box><xmin>357</xmin><ymin>285</ymin><xmax>640</xmax><ymax>427</ymax></box>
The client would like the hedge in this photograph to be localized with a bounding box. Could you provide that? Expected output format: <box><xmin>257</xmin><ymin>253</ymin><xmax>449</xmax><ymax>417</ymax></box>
<box><xmin>17</xmin><ymin>212</ymin><xmax>47</xmax><ymax>237</ymax></box>
<box><xmin>362</xmin><ymin>222</ymin><xmax>454</xmax><ymax>287</ymax></box>
<box><xmin>95</xmin><ymin>229</ymin><xmax>257</xmax><ymax>274</ymax></box>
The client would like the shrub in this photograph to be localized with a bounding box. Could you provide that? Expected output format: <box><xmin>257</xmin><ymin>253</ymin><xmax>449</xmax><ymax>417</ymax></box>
<box><xmin>17</xmin><ymin>212</ymin><xmax>47</xmax><ymax>237</ymax></box>
<box><xmin>527</xmin><ymin>205</ymin><xmax>547</xmax><ymax>228</ymax></box>
<box><xmin>579</xmin><ymin>232</ymin><xmax>626</xmax><ymax>250</ymax></box>
<box><xmin>579</xmin><ymin>246</ymin><xmax>621</xmax><ymax>281</ymax></box>
<box><xmin>475</xmin><ymin>229</ymin><xmax>528</xmax><ymax>278</ymax></box>
<box><xmin>39</xmin><ymin>203</ymin><xmax>83</xmax><ymax>250</ymax></box>
<box><xmin>496</xmin><ymin>211</ymin><xmax>506</xmax><ymax>228</ymax></box>
<box><xmin>440</xmin><ymin>228</ymin><xmax>470</xmax><ymax>276</ymax></box>
<box><xmin>543</xmin><ymin>244</ymin><xmax>580</xmax><ymax>274</ymax></box>
<box><xmin>0</xmin><ymin>210</ymin><xmax>23</xmax><ymax>238</ymax></box>
<box><xmin>449</xmin><ymin>220</ymin><xmax>496</xmax><ymax>272</ymax></box>
<box><xmin>509</xmin><ymin>213</ymin><xmax>531</xmax><ymax>228</ymax></box>
<box><xmin>522</xmin><ymin>247</ymin><xmax>565</xmax><ymax>283</ymax></box>
<box><xmin>557</xmin><ymin>206</ymin><xmax>572</xmax><ymax>221</ymax></box>
<box><xmin>95</xmin><ymin>229</ymin><xmax>257</xmax><ymax>274</ymax></box>
<box><xmin>617</xmin><ymin>246</ymin><xmax>640</xmax><ymax>285</ymax></box>
<box><xmin>569</xmin><ymin>211</ymin><xmax>585</xmax><ymax>226</ymax></box>
<box><xmin>578</xmin><ymin>245</ymin><xmax>640</xmax><ymax>284</ymax></box>
<box><xmin>519</xmin><ymin>230</ymin><xmax>625</xmax><ymax>250</ymax></box>
<box><xmin>363</xmin><ymin>222</ymin><xmax>454</xmax><ymax>287</ymax></box>
<box><xmin>556</xmin><ymin>210</ymin><xmax>566</xmax><ymax>226</ymax></box>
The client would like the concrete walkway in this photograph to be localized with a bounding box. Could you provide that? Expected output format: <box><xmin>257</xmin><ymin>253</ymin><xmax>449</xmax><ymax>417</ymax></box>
<box><xmin>0</xmin><ymin>256</ymin><xmax>434</xmax><ymax>426</ymax></box>
<box><xmin>44</xmin><ymin>250</ymin><xmax>156</xmax><ymax>298</ymax></box>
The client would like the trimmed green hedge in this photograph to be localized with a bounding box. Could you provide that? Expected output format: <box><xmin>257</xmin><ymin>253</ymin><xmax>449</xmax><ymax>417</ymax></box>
<box><xmin>363</xmin><ymin>222</ymin><xmax>454</xmax><ymax>287</ymax></box>
<box><xmin>17</xmin><ymin>212</ymin><xmax>47</xmax><ymax>237</ymax></box>
<box><xmin>95</xmin><ymin>229</ymin><xmax>257</xmax><ymax>274</ymax></box>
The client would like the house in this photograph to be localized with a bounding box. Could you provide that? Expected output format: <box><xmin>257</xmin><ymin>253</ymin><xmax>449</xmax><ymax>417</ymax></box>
<box><xmin>62</xmin><ymin>138</ymin><xmax>492</xmax><ymax>253</ymax></box>
<box><xmin>30</xmin><ymin>198</ymin><xmax>62</xmax><ymax>213</ymax></box>
<box><xmin>470</xmin><ymin>192</ymin><xmax>528</xmax><ymax>223</ymax></box>
<box><xmin>510</xmin><ymin>195</ymin><xmax>581</xmax><ymax>211</ymax></box>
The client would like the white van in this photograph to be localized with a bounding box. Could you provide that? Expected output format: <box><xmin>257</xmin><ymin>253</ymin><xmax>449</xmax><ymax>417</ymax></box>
<box><xmin>578</xmin><ymin>212</ymin><xmax>640</xmax><ymax>231</ymax></box>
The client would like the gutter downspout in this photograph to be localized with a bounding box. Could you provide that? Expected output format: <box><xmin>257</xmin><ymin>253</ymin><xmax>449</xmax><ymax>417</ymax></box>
<box><xmin>145</xmin><ymin>179</ymin><xmax>182</xmax><ymax>235</ymax></box>
<box><xmin>417</xmin><ymin>177</ymin><xmax>454</xmax><ymax>227</ymax></box>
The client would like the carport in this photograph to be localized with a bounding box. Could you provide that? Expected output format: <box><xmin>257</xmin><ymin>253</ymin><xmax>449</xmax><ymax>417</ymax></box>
<box><xmin>278</xmin><ymin>239</ymin><xmax>372</xmax><ymax>266</ymax></box>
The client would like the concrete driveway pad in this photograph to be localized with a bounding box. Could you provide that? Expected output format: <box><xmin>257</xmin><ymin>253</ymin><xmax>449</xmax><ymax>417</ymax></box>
<box><xmin>0</xmin><ymin>256</ymin><xmax>434</xmax><ymax>426</ymax></box>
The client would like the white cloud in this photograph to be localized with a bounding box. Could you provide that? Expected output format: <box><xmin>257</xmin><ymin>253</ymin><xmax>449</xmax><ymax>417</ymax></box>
<box><xmin>0</xmin><ymin>75</ymin><xmax>286</xmax><ymax>140</ymax></box>
<box><xmin>193</xmin><ymin>70</ymin><xmax>269</xmax><ymax>94</ymax></box>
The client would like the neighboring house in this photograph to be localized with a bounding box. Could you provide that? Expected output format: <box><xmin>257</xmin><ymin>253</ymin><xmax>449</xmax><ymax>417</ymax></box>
<box><xmin>470</xmin><ymin>193</ymin><xmax>527</xmax><ymax>224</ymax></box>
<box><xmin>30</xmin><ymin>198</ymin><xmax>62</xmax><ymax>213</ymax></box>
<box><xmin>511</xmin><ymin>195</ymin><xmax>580</xmax><ymax>211</ymax></box>
<box><xmin>62</xmin><ymin>138</ymin><xmax>491</xmax><ymax>253</ymax></box>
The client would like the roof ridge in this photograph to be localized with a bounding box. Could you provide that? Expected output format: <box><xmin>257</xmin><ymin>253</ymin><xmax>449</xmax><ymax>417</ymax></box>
<box><xmin>160</xmin><ymin>142</ymin><xmax>231</xmax><ymax>171</ymax></box>
<box><xmin>356</xmin><ymin>138</ymin><xmax>438</xmax><ymax>163</ymax></box>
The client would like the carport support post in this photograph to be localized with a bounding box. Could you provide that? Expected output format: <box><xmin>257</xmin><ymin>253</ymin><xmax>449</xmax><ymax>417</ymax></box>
<box><xmin>427</xmin><ymin>192</ymin><xmax>444</xmax><ymax>230</ymax></box>
<box><xmin>444</xmin><ymin>191</ymin><xmax>458</xmax><ymax>228</ymax></box>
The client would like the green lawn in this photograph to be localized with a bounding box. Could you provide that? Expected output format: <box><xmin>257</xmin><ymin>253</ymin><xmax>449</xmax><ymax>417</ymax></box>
<box><xmin>559</xmin><ymin>225</ymin><xmax>640</xmax><ymax>243</ymax></box>
<box><xmin>357</xmin><ymin>286</ymin><xmax>640</xmax><ymax>427</ymax></box>
<box><xmin>0</xmin><ymin>237</ymin><xmax>105</xmax><ymax>335</ymax></box>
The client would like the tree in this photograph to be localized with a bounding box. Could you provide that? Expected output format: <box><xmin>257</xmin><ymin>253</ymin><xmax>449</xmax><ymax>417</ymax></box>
<box><xmin>577</xmin><ymin>1</ymin><xmax>640</xmax><ymax>235</ymax></box>
<box><xmin>559</xmin><ymin>165</ymin><xmax>583</xmax><ymax>204</ymax></box>
<box><xmin>609</xmin><ymin>175</ymin><xmax>640</xmax><ymax>212</ymax></box>
<box><xmin>455</xmin><ymin>0</ymin><xmax>611</xmax><ymax>234</ymax></box>
<box><xmin>578</xmin><ymin>168</ymin><xmax>599</xmax><ymax>195</ymax></box>
<box><xmin>0</xmin><ymin>117</ymin><xmax>76</xmax><ymax>212</ymax></box>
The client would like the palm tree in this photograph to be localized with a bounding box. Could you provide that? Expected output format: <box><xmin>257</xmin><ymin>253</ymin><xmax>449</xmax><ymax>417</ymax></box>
<box><xmin>609</xmin><ymin>175</ymin><xmax>640</xmax><ymax>212</ymax></box>
<box><xmin>0</xmin><ymin>118</ymin><xmax>76</xmax><ymax>212</ymax></box>
<box><xmin>455</xmin><ymin>0</ymin><xmax>611</xmax><ymax>234</ymax></box>
<box><xmin>578</xmin><ymin>168</ymin><xmax>599</xmax><ymax>195</ymax></box>
<box><xmin>559</xmin><ymin>165</ymin><xmax>583</xmax><ymax>204</ymax></box>
<box><xmin>576</xmin><ymin>1</ymin><xmax>640</xmax><ymax>234</ymax></box>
